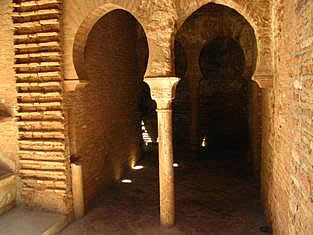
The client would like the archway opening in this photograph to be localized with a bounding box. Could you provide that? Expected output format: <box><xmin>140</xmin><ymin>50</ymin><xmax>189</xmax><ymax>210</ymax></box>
<box><xmin>172</xmin><ymin>2</ymin><xmax>265</xmax><ymax>230</ymax></box>
<box><xmin>199</xmin><ymin>37</ymin><xmax>245</xmax><ymax>80</ymax></box>
<box><xmin>174</xmin><ymin>2</ymin><xmax>259</xmax><ymax>159</ymax></box>
<box><xmin>199</xmin><ymin>36</ymin><xmax>248</xmax><ymax>152</ymax></box>
<box><xmin>69</xmin><ymin>9</ymin><xmax>149</xmax><ymax>208</ymax></box>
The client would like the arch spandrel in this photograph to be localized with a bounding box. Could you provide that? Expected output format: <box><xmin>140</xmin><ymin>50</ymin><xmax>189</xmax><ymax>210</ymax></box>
<box><xmin>175</xmin><ymin>0</ymin><xmax>274</xmax><ymax>88</ymax></box>
<box><xmin>64</xmin><ymin>0</ymin><xmax>179</xmax><ymax>90</ymax></box>
<box><xmin>64</xmin><ymin>0</ymin><xmax>273</xmax><ymax>90</ymax></box>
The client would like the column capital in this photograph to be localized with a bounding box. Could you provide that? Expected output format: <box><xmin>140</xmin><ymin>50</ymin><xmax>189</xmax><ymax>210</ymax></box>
<box><xmin>144</xmin><ymin>77</ymin><xmax>180</xmax><ymax>110</ymax></box>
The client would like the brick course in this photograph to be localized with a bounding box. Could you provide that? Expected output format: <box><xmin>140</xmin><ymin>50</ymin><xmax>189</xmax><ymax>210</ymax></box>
<box><xmin>12</xmin><ymin>0</ymin><xmax>71</xmax><ymax>213</ymax></box>
<box><xmin>0</xmin><ymin>1</ymin><xmax>312</xmax><ymax>234</ymax></box>
<box><xmin>260</xmin><ymin>0</ymin><xmax>313</xmax><ymax>234</ymax></box>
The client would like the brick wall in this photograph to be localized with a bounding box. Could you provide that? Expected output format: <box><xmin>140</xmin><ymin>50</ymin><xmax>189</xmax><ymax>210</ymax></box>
<box><xmin>12</xmin><ymin>0</ymin><xmax>71</xmax><ymax>213</ymax></box>
<box><xmin>4</xmin><ymin>3</ymin><xmax>313</xmax><ymax>231</ymax></box>
<box><xmin>261</xmin><ymin>0</ymin><xmax>313</xmax><ymax>234</ymax></box>
<box><xmin>0</xmin><ymin>0</ymin><xmax>18</xmax><ymax>172</ymax></box>
<box><xmin>199</xmin><ymin>79</ymin><xmax>249</xmax><ymax>151</ymax></box>
<box><xmin>173</xmin><ymin>79</ymin><xmax>191</xmax><ymax>151</ymax></box>
<box><xmin>65</xmin><ymin>10</ymin><xmax>147</xmax><ymax>208</ymax></box>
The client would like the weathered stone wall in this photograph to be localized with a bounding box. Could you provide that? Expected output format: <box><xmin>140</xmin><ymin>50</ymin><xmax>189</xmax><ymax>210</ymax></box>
<box><xmin>0</xmin><ymin>0</ymin><xmax>18</xmax><ymax>172</ymax></box>
<box><xmin>0</xmin><ymin>1</ymin><xmax>18</xmax><ymax>212</ymax></box>
<box><xmin>64</xmin><ymin>10</ymin><xmax>146</xmax><ymax>208</ymax></box>
<box><xmin>0</xmin><ymin>174</ymin><xmax>17</xmax><ymax>215</ymax></box>
<box><xmin>261</xmin><ymin>0</ymin><xmax>313</xmax><ymax>234</ymax></box>
<box><xmin>0</xmin><ymin>0</ymin><xmax>18</xmax><ymax>215</ymax></box>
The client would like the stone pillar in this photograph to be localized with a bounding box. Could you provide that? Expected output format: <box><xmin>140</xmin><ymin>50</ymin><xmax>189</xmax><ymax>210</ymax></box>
<box><xmin>71</xmin><ymin>162</ymin><xmax>85</xmax><ymax>219</ymax></box>
<box><xmin>143</xmin><ymin>2</ymin><xmax>178</xmax><ymax>78</ymax></box>
<box><xmin>144</xmin><ymin>77</ymin><xmax>180</xmax><ymax>226</ymax></box>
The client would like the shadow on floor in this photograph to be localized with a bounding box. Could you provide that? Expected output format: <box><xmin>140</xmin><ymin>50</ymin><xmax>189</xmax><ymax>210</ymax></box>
<box><xmin>61</xmin><ymin>150</ymin><xmax>268</xmax><ymax>235</ymax></box>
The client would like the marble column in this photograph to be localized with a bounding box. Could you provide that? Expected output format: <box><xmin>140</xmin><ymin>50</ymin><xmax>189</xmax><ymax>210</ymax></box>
<box><xmin>144</xmin><ymin>76</ymin><xmax>180</xmax><ymax>226</ymax></box>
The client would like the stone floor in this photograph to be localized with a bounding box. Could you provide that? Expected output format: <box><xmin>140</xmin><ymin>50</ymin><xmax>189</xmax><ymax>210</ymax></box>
<box><xmin>0</xmin><ymin>206</ymin><xmax>66</xmax><ymax>235</ymax></box>
<box><xmin>61</xmin><ymin>149</ymin><xmax>269</xmax><ymax>235</ymax></box>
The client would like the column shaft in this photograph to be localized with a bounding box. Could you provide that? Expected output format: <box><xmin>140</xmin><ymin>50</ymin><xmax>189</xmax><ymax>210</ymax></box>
<box><xmin>157</xmin><ymin>109</ymin><xmax>175</xmax><ymax>226</ymax></box>
<box><xmin>144</xmin><ymin>76</ymin><xmax>180</xmax><ymax>227</ymax></box>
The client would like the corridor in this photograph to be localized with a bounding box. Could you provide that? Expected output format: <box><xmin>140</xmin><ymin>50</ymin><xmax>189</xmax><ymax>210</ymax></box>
<box><xmin>61</xmin><ymin>149</ymin><xmax>267</xmax><ymax>235</ymax></box>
